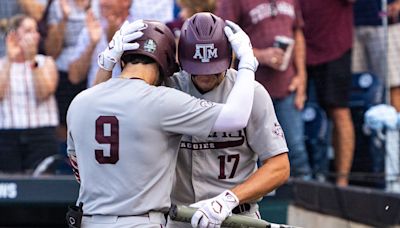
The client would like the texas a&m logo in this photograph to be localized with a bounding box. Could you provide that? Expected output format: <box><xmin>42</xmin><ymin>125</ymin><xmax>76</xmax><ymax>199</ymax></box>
<box><xmin>193</xmin><ymin>44</ymin><xmax>218</xmax><ymax>62</ymax></box>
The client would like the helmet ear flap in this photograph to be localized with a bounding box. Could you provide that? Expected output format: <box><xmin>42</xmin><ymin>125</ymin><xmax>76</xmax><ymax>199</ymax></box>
<box><xmin>178</xmin><ymin>12</ymin><xmax>232</xmax><ymax>75</ymax></box>
<box><xmin>165</xmin><ymin>51</ymin><xmax>180</xmax><ymax>76</ymax></box>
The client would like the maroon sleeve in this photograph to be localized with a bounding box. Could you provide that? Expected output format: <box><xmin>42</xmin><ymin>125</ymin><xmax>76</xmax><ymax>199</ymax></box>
<box><xmin>215</xmin><ymin>0</ymin><xmax>241</xmax><ymax>22</ymax></box>
<box><xmin>339</xmin><ymin>0</ymin><xmax>354</xmax><ymax>5</ymax></box>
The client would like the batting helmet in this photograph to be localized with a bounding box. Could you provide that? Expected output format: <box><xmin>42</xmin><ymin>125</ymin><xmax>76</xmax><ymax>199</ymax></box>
<box><xmin>178</xmin><ymin>12</ymin><xmax>232</xmax><ymax>75</ymax></box>
<box><xmin>121</xmin><ymin>20</ymin><xmax>179</xmax><ymax>78</ymax></box>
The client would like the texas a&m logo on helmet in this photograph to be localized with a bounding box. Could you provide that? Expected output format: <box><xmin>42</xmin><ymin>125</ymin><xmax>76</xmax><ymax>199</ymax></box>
<box><xmin>193</xmin><ymin>44</ymin><xmax>218</xmax><ymax>63</ymax></box>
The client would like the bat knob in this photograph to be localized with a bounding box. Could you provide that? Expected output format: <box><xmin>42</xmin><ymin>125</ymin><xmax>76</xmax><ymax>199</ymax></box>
<box><xmin>169</xmin><ymin>204</ymin><xmax>178</xmax><ymax>220</ymax></box>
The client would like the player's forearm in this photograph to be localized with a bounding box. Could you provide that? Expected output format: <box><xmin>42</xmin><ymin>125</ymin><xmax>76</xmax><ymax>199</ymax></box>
<box><xmin>231</xmin><ymin>153</ymin><xmax>290</xmax><ymax>203</ymax></box>
<box><xmin>212</xmin><ymin>68</ymin><xmax>255</xmax><ymax>132</ymax></box>
<box><xmin>94</xmin><ymin>68</ymin><xmax>113</xmax><ymax>85</ymax></box>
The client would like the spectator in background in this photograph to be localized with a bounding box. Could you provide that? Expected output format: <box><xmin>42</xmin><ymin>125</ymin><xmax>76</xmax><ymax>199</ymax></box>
<box><xmin>68</xmin><ymin>0</ymin><xmax>132</xmax><ymax>87</ymax></box>
<box><xmin>299</xmin><ymin>0</ymin><xmax>355</xmax><ymax>186</ymax></box>
<box><xmin>353</xmin><ymin>0</ymin><xmax>400</xmax><ymax>112</ymax></box>
<box><xmin>130</xmin><ymin>0</ymin><xmax>174</xmax><ymax>23</ymax></box>
<box><xmin>0</xmin><ymin>14</ymin><xmax>59</xmax><ymax>174</ymax></box>
<box><xmin>19</xmin><ymin>0</ymin><xmax>52</xmax><ymax>55</ymax></box>
<box><xmin>0</xmin><ymin>1</ymin><xmax>22</xmax><ymax>57</ymax></box>
<box><xmin>166</xmin><ymin>0</ymin><xmax>216</xmax><ymax>38</ymax></box>
<box><xmin>45</xmin><ymin>0</ymin><xmax>90</xmax><ymax>152</ymax></box>
<box><xmin>216</xmin><ymin>0</ymin><xmax>311</xmax><ymax>178</ymax></box>
<box><xmin>18</xmin><ymin>0</ymin><xmax>47</xmax><ymax>22</ymax></box>
<box><xmin>0</xmin><ymin>0</ymin><xmax>49</xmax><ymax>57</ymax></box>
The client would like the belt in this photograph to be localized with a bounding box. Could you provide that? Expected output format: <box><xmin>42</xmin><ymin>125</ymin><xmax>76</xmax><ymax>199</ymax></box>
<box><xmin>83</xmin><ymin>212</ymin><xmax>166</xmax><ymax>224</ymax></box>
<box><xmin>83</xmin><ymin>212</ymin><xmax>167</xmax><ymax>218</ymax></box>
<box><xmin>232</xmin><ymin>203</ymin><xmax>251</xmax><ymax>214</ymax></box>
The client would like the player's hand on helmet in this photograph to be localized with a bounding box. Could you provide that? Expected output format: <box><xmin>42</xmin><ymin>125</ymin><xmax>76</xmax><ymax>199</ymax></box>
<box><xmin>98</xmin><ymin>20</ymin><xmax>146</xmax><ymax>71</ymax></box>
<box><xmin>224</xmin><ymin>20</ymin><xmax>258</xmax><ymax>72</ymax></box>
<box><xmin>190</xmin><ymin>190</ymin><xmax>239</xmax><ymax>228</ymax></box>
<box><xmin>223</xmin><ymin>20</ymin><xmax>252</xmax><ymax>59</ymax></box>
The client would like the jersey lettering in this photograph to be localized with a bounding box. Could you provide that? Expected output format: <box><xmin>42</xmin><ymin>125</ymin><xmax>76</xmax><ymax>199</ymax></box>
<box><xmin>249</xmin><ymin>2</ymin><xmax>295</xmax><ymax>24</ymax></box>
<box><xmin>95</xmin><ymin>116</ymin><xmax>119</xmax><ymax>164</ymax></box>
<box><xmin>180</xmin><ymin>130</ymin><xmax>245</xmax><ymax>150</ymax></box>
<box><xmin>208</xmin><ymin>130</ymin><xmax>243</xmax><ymax>138</ymax></box>
<box><xmin>180</xmin><ymin>141</ymin><xmax>216</xmax><ymax>149</ymax></box>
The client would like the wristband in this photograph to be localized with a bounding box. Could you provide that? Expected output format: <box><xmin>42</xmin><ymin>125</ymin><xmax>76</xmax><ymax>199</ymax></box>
<box><xmin>31</xmin><ymin>56</ymin><xmax>45</xmax><ymax>69</ymax></box>
<box><xmin>31</xmin><ymin>60</ymin><xmax>39</xmax><ymax>69</ymax></box>
<box><xmin>238</xmin><ymin>55</ymin><xmax>259</xmax><ymax>72</ymax></box>
<box><xmin>98</xmin><ymin>52</ymin><xmax>117</xmax><ymax>71</ymax></box>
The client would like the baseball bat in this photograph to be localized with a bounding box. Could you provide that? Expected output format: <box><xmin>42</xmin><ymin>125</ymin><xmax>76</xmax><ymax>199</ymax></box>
<box><xmin>169</xmin><ymin>204</ymin><xmax>303</xmax><ymax>228</ymax></box>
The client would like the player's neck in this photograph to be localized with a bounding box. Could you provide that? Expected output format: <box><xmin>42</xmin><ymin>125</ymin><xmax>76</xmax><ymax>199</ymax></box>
<box><xmin>120</xmin><ymin>63</ymin><xmax>159</xmax><ymax>85</ymax></box>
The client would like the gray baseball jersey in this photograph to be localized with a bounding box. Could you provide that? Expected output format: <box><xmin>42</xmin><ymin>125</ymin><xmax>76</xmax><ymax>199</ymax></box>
<box><xmin>66</xmin><ymin>78</ymin><xmax>223</xmax><ymax>216</ymax></box>
<box><xmin>167</xmin><ymin>69</ymin><xmax>288</xmax><ymax>206</ymax></box>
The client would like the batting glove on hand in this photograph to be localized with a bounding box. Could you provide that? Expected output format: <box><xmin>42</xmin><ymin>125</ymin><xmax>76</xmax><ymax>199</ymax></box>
<box><xmin>224</xmin><ymin>20</ymin><xmax>258</xmax><ymax>72</ymax></box>
<box><xmin>98</xmin><ymin>20</ymin><xmax>146</xmax><ymax>71</ymax></box>
<box><xmin>190</xmin><ymin>190</ymin><xmax>239</xmax><ymax>228</ymax></box>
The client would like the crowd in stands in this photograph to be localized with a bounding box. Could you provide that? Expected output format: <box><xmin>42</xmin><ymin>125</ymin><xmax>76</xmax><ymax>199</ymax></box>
<box><xmin>0</xmin><ymin>0</ymin><xmax>399</xmax><ymax>189</ymax></box>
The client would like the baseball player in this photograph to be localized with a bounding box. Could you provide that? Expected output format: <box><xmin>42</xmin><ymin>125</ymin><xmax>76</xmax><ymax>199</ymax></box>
<box><xmin>165</xmin><ymin>13</ymin><xmax>290</xmax><ymax>228</ymax></box>
<box><xmin>67</xmin><ymin>19</ymin><xmax>258</xmax><ymax>228</ymax></box>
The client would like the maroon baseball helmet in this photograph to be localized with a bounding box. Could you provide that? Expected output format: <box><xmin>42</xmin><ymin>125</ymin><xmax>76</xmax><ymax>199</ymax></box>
<box><xmin>121</xmin><ymin>20</ymin><xmax>179</xmax><ymax>78</ymax></box>
<box><xmin>178</xmin><ymin>12</ymin><xmax>232</xmax><ymax>75</ymax></box>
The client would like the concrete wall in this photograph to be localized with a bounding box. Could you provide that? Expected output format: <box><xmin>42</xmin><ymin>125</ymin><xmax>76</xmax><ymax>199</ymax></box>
<box><xmin>287</xmin><ymin>205</ymin><xmax>400</xmax><ymax>228</ymax></box>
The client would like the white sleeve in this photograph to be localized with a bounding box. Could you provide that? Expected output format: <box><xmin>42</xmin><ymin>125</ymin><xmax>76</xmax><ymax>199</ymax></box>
<box><xmin>211</xmin><ymin>68</ymin><xmax>255</xmax><ymax>132</ymax></box>
<box><xmin>159</xmin><ymin>87</ymin><xmax>223</xmax><ymax>138</ymax></box>
<box><xmin>69</xmin><ymin>28</ymin><xmax>90</xmax><ymax>63</ymax></box>
<box><xmin>47</xmin><ymin>0</ymin><xmax>61</xmax><ymax>25</ymax></box>
<box><xmin>247</xmin><ymin>84</ymin><xmax>289</xmax><ymax>161</ymax></box>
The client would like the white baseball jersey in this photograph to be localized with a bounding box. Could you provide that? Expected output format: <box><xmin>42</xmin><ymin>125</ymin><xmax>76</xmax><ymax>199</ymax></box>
<box><xmin>167</xmin><ymin>69</ymin><xmax>288</xmax><ymax>207</ymax></box>
<box><xmin>66</xmin><ymin>78</ymin><xmax>223</xmax><ymax>216</ymax></box>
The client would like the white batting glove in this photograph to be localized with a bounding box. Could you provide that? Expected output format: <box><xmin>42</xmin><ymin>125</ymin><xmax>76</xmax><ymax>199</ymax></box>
<box><xmin>190</xmin><ymin>190</ymin><xmax>239</xmax><ymax>228</ymax></box>
<box><xmin>224</xmin><ymin>20</ymin><xmax>258</xmax><ymax>72</ymax></box>
<box><xmin>98</xmin><ymin>20</ymin><xmax>146</xmax><ymax>71</ymax></box>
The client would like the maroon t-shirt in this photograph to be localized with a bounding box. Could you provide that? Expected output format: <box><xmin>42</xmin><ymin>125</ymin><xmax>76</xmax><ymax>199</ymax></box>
<box><xmin>216</xmin><ymin>0</ymin><xmax>304</xmax><ymax>99</ymax></box>
<box><xmin>166</xmin><ymin>17</ymin><xmax>184</xmax><ymax>38</ymax></box>
<box><xmin>299</xmin><ymin>0</ymin><xmax>353</xmax><ymax>65</ymax></box>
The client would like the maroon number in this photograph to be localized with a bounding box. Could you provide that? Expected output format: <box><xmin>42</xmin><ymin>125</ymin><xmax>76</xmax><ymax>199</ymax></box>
<box><xmin>95</xmin><ymin>116</ymin><xmax>119</xmax><ymax>164</ymax></box>
<box><xmin>218</xmin><ymin>155</ymin><xmax>227</xmax><ymax>179</ymax></box>
<box><xmin>227</xmin><ymin>154</ymin><xmax>240</xmax><ymax>178</ymax></box>
<box><xmin>218</xmin><ymin>154</ymin><xmax>240</xmax><ymax>179</ymax></box>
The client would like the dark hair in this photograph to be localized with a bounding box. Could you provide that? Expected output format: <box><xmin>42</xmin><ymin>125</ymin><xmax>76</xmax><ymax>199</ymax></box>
<box><xmin>121</xmin><ymin>54</ymin><xmax>156</xmax><ymax>66</ymax></box>
<box><xmin>121</xmin><ymin>54</ymin><xmax>165</xmax><ymax>85</ymax></box>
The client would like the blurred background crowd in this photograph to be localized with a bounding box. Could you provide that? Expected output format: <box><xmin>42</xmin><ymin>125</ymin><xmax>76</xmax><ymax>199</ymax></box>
<box><xmin>0</xmin><ymin>0</ymin><xmax>399</xmax><ymax>190</ymax></box>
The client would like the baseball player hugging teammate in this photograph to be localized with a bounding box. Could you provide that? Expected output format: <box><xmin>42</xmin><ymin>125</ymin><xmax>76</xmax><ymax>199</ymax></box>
<box><xmin>166</xmin><ymin>13</ymin><xmax>290</xmax><ymax>228</ymax></box>
<box><xmin>66</xmin><ymin>13</ymin><xmax>264</xmax><ymax>228</ymax></box>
